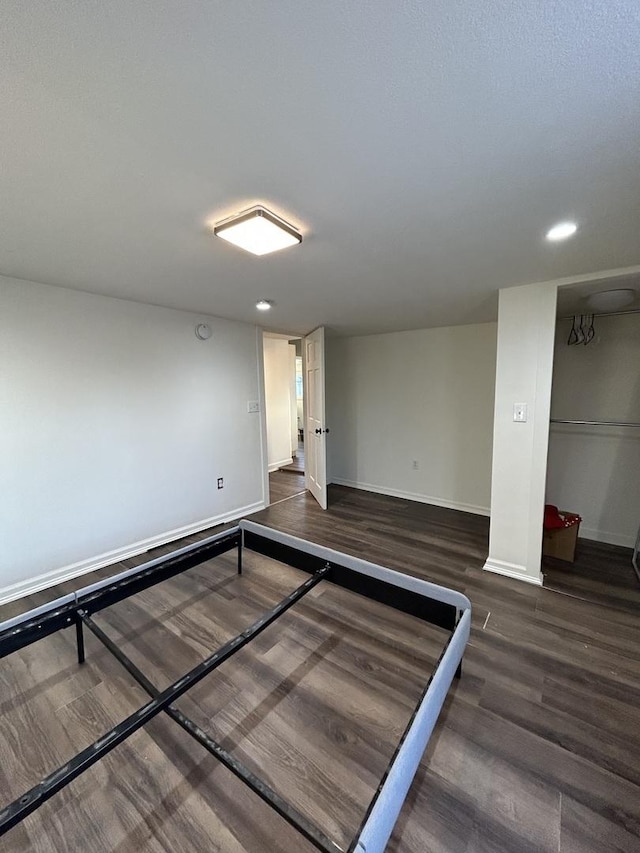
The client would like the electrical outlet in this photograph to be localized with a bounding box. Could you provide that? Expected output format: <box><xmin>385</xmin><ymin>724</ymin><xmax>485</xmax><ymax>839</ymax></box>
<box><xmin>412</xmin><ymin>460</ymin><xmax>419</xmax><ymax>470</ymax></box>
<box><xmin>247</xmin><ymin>401</ymin><xmax>260</xmax><ymax>413</ymax></box>
<box><xmin>217</xmin><ymin>477</ymin><xmax>224</xmax><ymax>489</ymax></box>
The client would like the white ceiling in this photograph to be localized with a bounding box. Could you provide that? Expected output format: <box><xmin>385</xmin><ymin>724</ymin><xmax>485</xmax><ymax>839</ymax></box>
<box><xmin>2</xmin><ymin>1</ymin><xmax>639</xmax><ymax>336</ymax></box>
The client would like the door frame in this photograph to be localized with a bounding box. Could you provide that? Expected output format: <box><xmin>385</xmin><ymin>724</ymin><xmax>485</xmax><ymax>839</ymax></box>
<box><xmin>259</xmin><ymin>330</ymin><xmax>305</xmax><ymax>507</ymax></box>
<box><xmin>303</xmin><ymin>326</ymin><xmax>327</xmax><ymax>509</ymax></box>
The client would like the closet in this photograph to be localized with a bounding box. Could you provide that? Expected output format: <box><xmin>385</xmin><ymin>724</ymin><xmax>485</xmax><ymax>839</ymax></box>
<box><xmin>545</xmin><ymin>302</ymin><xmax>640</xmax><ymax>583</ymax></box>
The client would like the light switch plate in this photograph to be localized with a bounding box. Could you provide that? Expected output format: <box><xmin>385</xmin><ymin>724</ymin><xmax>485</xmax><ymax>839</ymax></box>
<box><xmin>513</xmin><ymin>403</ymin><xmax>527</xmax><ymax>423</ymax></box>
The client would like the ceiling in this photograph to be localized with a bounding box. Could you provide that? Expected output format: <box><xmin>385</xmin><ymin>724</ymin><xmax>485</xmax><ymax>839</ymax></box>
<box><xmin>1</xmin><ymin>2</ymin><xmax>639</xmax><ymax>337</ymax></box>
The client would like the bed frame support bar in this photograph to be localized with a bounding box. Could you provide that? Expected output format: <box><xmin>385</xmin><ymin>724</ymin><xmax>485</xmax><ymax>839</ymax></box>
<box><xmin>80</xmin><ymin>611</ymin><xmax>343</xmax><ymax>853</ymax></box>
<box><xmin>0</xmin><ymin>564</ymin><xmax>329</xmax><ymax>837</ymax></box>
<box><xmin>74</xmin><ymin>616</ymin><xmax>85</xmax><ymax>664</ymax></box>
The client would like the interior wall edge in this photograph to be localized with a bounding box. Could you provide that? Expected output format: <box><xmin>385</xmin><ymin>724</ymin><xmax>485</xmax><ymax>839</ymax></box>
<box><xmin>0</xmin><ymin>500</ymin><xmax>265</xmax><ymax>607</ymax></box>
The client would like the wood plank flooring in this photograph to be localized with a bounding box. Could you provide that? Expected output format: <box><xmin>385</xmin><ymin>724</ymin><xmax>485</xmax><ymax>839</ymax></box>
<box><xmin>2</xmin><ymin>485</ymin><xmax>640</xmax><ymax>852</ymax></box>
<box><xmin>281</xmin><ymin>441</ymin><xmax>305</xmax><ymax>474</ymax></box>
<box><xmin>543</xmin><ymin>537</ymin><xmax>639</xmax><ymax>615</ymax></box>
<box><xmin>268</xmin><ymin>469</ymin><xmax>306</xmax><ymax>504</ymax></box>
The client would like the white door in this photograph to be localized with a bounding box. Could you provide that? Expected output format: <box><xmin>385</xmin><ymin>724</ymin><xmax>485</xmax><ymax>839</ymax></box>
<box><xmin>304</xmin><ymin>326</ymin><xmax>328</xmax><ymax>509</ymax></box>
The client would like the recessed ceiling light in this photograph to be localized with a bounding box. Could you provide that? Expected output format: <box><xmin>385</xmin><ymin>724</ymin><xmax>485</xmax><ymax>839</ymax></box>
<box><xmin>546</xmin><ymin>221</ymin><xmax>578</xmax><ymax>241</ymax></box>
<box><xmin>213</xmin><ymin>205</ymin><xmax>302</xmax><ymax>256</ymax></box>
<box><xmin>256</xmin><ymin>299</ymin><xmax>273</xmax><ymax>311</ymax></box>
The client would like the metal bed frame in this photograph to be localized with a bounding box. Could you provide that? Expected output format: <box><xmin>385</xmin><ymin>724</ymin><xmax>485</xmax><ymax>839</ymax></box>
<box><xmin>0</xmin><ymin>520</ymin><xmax>471</xmax><ymax>853</ymax></box>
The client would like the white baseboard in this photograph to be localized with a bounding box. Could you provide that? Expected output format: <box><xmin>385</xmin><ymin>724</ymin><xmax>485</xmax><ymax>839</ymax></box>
<box><xmin>0</xmin><ymin>500</ymin><xmax>265</xmax><ymax>607</ymax></box>
<box><xmin>268</xmin><ymin>457</ymin><xmax>293</xmax><ymax>473</ymax></box>
<box><xmin>483</xmin><ymin>558</ymin><xmax>543</xmax><ymax>586</ymax></box>
<box><xmin>580</xmin><ymin>525</ymin><xmax>636</xmax><ymax>549</ymax></box>
<box><xmin>331</xmin><ymin>478</ymin><xmax>490</xmax><ymax>517</ymax></box>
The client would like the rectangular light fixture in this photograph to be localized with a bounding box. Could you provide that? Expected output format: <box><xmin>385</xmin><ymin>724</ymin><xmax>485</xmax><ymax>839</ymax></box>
<box><xmin>213</xmin><ymin>205</ymin><xmax>302</xmax><ymax>256</ymax></box>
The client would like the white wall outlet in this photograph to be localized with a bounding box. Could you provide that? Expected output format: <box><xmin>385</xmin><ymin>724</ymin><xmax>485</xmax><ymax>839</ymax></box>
<box><xmin>247</xmin><ymin>401</ymin><xmax>260</xmax><ymax>413</ymax></box>
<box><xmin>412</xmin><ymin>460</ymin><xmax>419</xmax><ymax>470</ymax></box>
<box><xmin>217</xmin><ymin>477</ymin><xmax>224</xmax><ymax>489</ymax></box>
<box><xmin>513</xmin><ymin>403</ymin><xmax>528</xmax><ymax>423</ymax></box>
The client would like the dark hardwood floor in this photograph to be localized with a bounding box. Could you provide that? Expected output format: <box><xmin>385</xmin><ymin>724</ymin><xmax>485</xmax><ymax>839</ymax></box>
<box><xmin>268</xmin><ymin>469</ymin><xmax>306</xmax><ymax>504</ymax></box>
<box><xmin>1</xmin><ymin>485</ymin><xmax>639</xmax><ymax>852</ymax></box>
<box><xmin>281</xmin><ymin>441</ymin><xmax>305</xmax><ymax>474</ymax></box>
<box><xmin>543</xmin><ymin>537</ymin><xmax>639</xmax><ymax>615</ymax></box>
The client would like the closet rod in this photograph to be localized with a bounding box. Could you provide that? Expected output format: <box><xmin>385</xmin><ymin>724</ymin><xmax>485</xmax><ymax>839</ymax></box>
<box><xmin>551</xmin><ymin>419</ymin><xmax>640</xmax><ymax>428</ymax></box>
<box><xmin>559</xmin><ymin>307</ymin><xmax>640</xmax><ymax>321</ymax></box>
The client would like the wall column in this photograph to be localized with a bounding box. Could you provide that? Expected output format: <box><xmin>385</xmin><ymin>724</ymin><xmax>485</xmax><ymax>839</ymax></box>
<box><xmin>484</xmin><ymin>282</ymin><xmax>558</xmax><ymax>585</ymax></box>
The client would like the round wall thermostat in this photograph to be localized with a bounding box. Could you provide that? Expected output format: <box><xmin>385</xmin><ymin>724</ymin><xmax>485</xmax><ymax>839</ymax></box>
<box><xmin>195</xmin><ymin>323</ymin><xmax>212</xmax><ymax>340</ymax></box>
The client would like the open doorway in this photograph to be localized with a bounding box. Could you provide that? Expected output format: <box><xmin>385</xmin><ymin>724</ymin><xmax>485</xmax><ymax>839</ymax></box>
<box><xmin>288</xmin><ymin>346</ymin><xmax>305</xmax><ymax>473</ymax></box>
<box><xmin>261</xmin><ymin>327</ymin><xmax>328</xmax><ymax>509</ymax></box>
<box><xmin>262</xmin><ymin>332</ymin><xmax>306</xmax><ymax>505</ymax></box>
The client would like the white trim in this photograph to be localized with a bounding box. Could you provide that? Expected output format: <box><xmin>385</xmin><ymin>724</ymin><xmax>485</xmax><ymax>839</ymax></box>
<box><xmin>268</xmin><ymin>457</ymin><xmax>294</xmax><ymax>473</ymax></box>
<box><xmin>0</xmin><ymin>501</ymin><xmax>265</xmax><ymax>606</ymax></box>
<box><xmin>580</xmin><ymin>525</ymin><xmax>635</xmax><ymax>549</ymax></box>
<box><xmin>483</xmin><ymin>558</ymin><xmax>543</xmax><ymax>586</ymax></box>
<box><xmin>331</xmin><ymin>478</ymin><xmax>490</xmax><ymax>517</ymax></box>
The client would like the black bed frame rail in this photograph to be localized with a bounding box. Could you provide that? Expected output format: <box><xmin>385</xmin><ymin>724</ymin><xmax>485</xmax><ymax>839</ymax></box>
<box><xmin>0</xmin><ymin>525</ymin><xmax>460</xmax><ymax>851</ymax></box>
<box><xmin>0</xmin><ymin>531</ymin><xmax>241</xmax><ymax>660</ymax></box>
<box><xmin>243</xmin><ymin>531</ymin><xmax>458</xmax><ymax>632</ymax></box>
<box><xmin>0</xmin><ymin>560</ymin><xmax>331</xmax><ymax>843</ymax></box>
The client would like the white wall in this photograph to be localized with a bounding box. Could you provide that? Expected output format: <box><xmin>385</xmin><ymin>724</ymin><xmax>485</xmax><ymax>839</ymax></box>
<box><xmin>484</xmin><ymin>282</ymin><xmax>558</xmax><ymax>586</ymax></box>
<box><xmin>546</xmin><ymin>313</ymin><xmax>640</xmax><ymax>547</ymax></box>
<box><xmin>0</xmin><ymin>276</ymin><xmax>265</xmax><ymax>603</ymax></box>
<box><xmin>263</xmin><ymin>337</ymin><xmax>294</xmax><ymax>471</ymax></box>
<box><xmin>326</xmin><ymin>323</ymin><xmax>497</xmax><ymax>515</ymax></box>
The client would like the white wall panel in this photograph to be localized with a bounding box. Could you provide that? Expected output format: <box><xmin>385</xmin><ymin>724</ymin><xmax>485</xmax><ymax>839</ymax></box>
<box><xmin>326</xmin><ymin>323</ymin><xmax>497</xmax><ymax>515</ymax></box>
<box><xmin>0</xmin><ymin>276</ymin><xmax>265</xmax><ymax>601</ymax></box>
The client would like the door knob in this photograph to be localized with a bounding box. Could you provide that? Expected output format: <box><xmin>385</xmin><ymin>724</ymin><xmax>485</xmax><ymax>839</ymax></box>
<box><xmin>315</xmin><ymin>427</ymin><xmax>330</xmax><ymax>435</ymax></box>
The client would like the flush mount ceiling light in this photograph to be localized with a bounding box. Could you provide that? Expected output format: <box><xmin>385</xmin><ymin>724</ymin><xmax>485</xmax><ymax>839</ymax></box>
<box><xmin>546</xmin><ymin>221</ymin><xmax>578</xmax><ymax>241</ymax></box>
<box><xmin>256</xmin><ymin>299</ymin><xmax>273</xmax><ymax>311</ymax></box>
<box><xmin>586</xmin><ymin>289</ymin><xmax>636</xmax><ymax>312</ymax></box>
<box><xmin>213</xmin><ymin>205</ymin><xmax>302</xmax><ymax>256</ymax></box>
